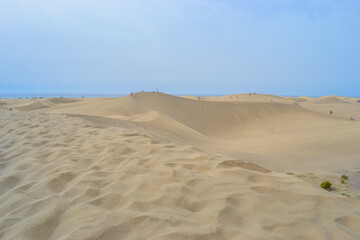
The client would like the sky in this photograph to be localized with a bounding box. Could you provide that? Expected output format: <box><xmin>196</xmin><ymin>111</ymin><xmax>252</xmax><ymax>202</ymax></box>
<box><xmin>0</xmin><ymin>0</ymin><xmax>360</xmax><ymax>96</ymax></box>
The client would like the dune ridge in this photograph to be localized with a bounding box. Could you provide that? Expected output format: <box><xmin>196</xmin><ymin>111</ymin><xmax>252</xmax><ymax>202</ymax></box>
<box><xmin>32</xmin><ymin>92</ymin><xmax>360</xmax><ymax>173</ymax></box>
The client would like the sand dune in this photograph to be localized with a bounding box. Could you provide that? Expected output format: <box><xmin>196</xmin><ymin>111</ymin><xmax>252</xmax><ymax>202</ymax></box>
<box><xmin>1</xmin><ymin>93</ymin><xmax>360</xmax><ymax>239</ymax></box>
<box><xmin>40</xmin><ymin>93</ymin><xmax>321</xmax><ymax>138</ymax></box>
<box><xmin>312</xmin><ymin>95</ymin><xmax>351</xmax><ymax>104</ymax></box>
<box><xmin>32</xmin><ymin>92</ymin><xmax>360</xmax><ymax>173</ymax></box>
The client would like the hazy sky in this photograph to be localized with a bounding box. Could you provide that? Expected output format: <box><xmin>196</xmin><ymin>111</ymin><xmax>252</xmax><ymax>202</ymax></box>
<box><xmin>1</xmin><ymin>0</ymin><xmax>359</xmax><ymax>96</ymax></box>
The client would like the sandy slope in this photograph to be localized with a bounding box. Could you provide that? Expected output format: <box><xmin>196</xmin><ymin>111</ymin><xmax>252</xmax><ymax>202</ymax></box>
<box><xmin>1</xmin><ymin>93</ymin><xmax>360</xmax><ymax>240</ymax></box>
<box><xmin>30</xmin><ymin>92</ymin><xmax>360</xmax><ymax>173</ymax></box>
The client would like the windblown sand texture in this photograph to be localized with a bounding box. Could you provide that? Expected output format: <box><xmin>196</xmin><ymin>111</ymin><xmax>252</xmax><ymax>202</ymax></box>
<box><xmin>1</xmin><ymin>92</ymin><xmax>360</xmax><ymax>240</ymax></box>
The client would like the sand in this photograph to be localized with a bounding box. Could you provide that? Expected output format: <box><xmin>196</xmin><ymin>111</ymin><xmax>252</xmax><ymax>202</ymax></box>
<box><xmin>1</xmin><ymin>92</ymin><xmax>360</xmax><ymax>240</ymax></box>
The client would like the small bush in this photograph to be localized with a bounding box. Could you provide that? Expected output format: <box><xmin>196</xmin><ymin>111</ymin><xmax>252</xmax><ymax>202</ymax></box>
<box><xmin>341</xmin><ymin>175</ymin><xmax>348</xmax><ymax>180</ymax></box>
<box><xmin>341</xmin><ymin>179</ymin><xmax>345</xmax><ymax>184</ymax></box>
<box><xmin>286</xmin><ymin>172</ymin><xmax>294</xmax><ymax>175</ymax></box>
<box><xmin>320</xmin><ymin>181</ymin><xmax>332</xmax><ymax>191</ymax></box>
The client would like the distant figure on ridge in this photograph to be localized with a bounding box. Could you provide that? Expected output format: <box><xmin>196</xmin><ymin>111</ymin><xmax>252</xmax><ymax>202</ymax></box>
<box><xmin>329</xmin><ymin>110</ymin><xmax>333</xmax><ymax>115</ymax></box>
<box><xmin>350</xmin><ymin>116</ymin><xmax>355</xmax><ymax>121</ymax></box>
<box><xmin>131</xmin><ymin>92</ymin><xmax>134</xmax><ymax>96</ymax></box>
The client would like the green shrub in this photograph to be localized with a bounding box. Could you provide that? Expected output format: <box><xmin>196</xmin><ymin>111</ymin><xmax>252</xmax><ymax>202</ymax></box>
<box><xmin>320</xmin><ymin>181</ymin><xmax>332</xmax><ymax>191</ymax></box>
<box><xmin>286</xmin><ymin>172</ymin><xmax>294</xmax><ymax>175</ymax></box>
<box><xmin>341</xmin><ymin>179</ymin><xmax>345</xmax><ymax>184</ymax></box>
<box><xmin>341</xmin><ymin>175</ymin><xmax>348</xmax><ymax>180</ymax></box>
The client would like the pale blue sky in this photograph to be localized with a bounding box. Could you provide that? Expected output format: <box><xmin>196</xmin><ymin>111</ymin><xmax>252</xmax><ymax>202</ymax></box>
<box><xmin>1</xmin><ymin>0</ymin><xmax>359</xmax><ymax>96</ymax></box>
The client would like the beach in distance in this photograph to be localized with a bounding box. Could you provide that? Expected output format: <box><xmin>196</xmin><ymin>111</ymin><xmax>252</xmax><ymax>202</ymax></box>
<box><xmin>1</xmin><ymin>92</ymin><xmax>360</xmax><ymax>240</ymax></box>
